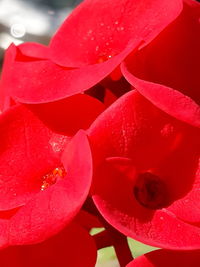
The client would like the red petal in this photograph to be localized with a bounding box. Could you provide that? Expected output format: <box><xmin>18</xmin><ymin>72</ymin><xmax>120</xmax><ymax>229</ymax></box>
<box><xmin>50</xmin><ymin>0</ymin><xmax>182</xmax><ymax>67</ymax></box>
<box><xmin>89</xmin><ymin>91</ymin><xmax>200</xmax><ymax>249</ymax></box>
<box><xmin>2</xmin><ymin>44</ymin><xmax>138</xmax><ymax>103</ymax></box>
<box><xmin>8</xmin><ymin>131</ymin><xmax>92</xmax><ymax>245</ymax></box>
<box><xmin>88</xmin><ymin>90</ymin><xmax>193</xmax><ymax>168</ymax></box>
<box><xmin>93</xmin><ymin>158</ymin><xmax>200</xmax><ymax>249</ymax></box>
<box><xmin>121</xmin><ymin>1</ymin><xmax>200</xmax><ymax>127</ymax></box>
<box><xmin>0</xmin><ymin>223</ymin><xmax>97</xmax><ymax>267</ymax></box>
<box><xmin>0</xmin><ymin>105</ymin><xmax>60</xmax><ymax>210</ymax></box>
<box><xmin>26</xmin><ymin>93</ymin><xmax>105</xmax><ymax>135</ymax></box>
<box><xmin>127</xmin><ymin>249</ymin><xmax>200</xmax><ymax>267</ymax></box>
<box><xmin>167</xmin><ymin>158</ymin><xmax>200</xmax><ymax>224</ymax></box>
<box><xmin>18</xmin><ymin>42</ymin><xmax>50</xmax><ymax>59</ymax></box>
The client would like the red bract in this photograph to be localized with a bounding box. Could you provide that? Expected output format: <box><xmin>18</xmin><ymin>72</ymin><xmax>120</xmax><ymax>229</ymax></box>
<box><xmin>126</xmin><ymin>249</ymin><xmax>200</xmax><ymax>267</ymax></box>
<box><xmin>88</xmin><ymin>90</ymin><xmax>200</xmax><ymax>249</ymax></box>
<box><xmin>50</xmin><ymin>0</ymin><xmax>182</xmax><ymax>67</ymax></box>
<box><xmin>121</xmin><ymin>0</ymin><xmax>200</xmax><ymax>128</ymax></box>
<box><xmin>0</xmin><ymin>222</ymin><xmax>97</xmax><ymax>267</ymax></box>
<box><xmin>0</xmin><ymin>104</ymin><xmax>94</xmax><ymax>247</ymax></box>
<box><xmin>0</xmin><ymin>0</ymin><xmax>182</xmax><ymax>103</ymax></box>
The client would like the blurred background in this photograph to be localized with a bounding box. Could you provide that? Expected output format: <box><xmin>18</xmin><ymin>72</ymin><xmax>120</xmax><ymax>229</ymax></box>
<box><xmin>0</xmin><ymin>0</ymin><xmax>82</xmax><ymax>65</ymax></box>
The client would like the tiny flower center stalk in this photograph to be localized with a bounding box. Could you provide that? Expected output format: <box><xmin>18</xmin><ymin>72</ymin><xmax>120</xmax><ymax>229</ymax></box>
<box><xmin>41</xmin><ymin>166</ymin><xmax>66</xmax><ymax>191</ymax></box>
<box><xmin>134</xmin><ymin>172</ymin><xmax>169</xmax><ymax>210</ymax></box>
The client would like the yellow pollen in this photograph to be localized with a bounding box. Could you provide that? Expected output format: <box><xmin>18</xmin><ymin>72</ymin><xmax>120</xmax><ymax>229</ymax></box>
<box><xmin>41</xmin><ymin>166</ymin><xmax>66</xmax><ymax>191</ymax></box>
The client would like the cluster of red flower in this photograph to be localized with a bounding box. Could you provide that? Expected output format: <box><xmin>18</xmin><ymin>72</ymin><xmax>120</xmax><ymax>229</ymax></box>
<box><xmin>0</xmin><ymin>0</ymin><xmax>199</xmax><ymax>266</ymax></box>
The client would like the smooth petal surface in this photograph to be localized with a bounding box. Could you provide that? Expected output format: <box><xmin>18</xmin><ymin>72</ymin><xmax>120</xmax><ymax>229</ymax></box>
<box><xmin>26</xmin><ymin>93</ymin><xmax>105</xmax><ymax>135</ymax></box>
<box><xmin>0</xmin><ymin>223</ymin><xmax>97</xmax><ymax>267</ymax></box>
<box><xmin>121</xmin><ymin>1</ymin><xmax>200</xmax><ymax>127</ymax></box>
<box><xmin>50</xmin><ymin>0</ymin><xmax>182</xmax><ymax>67</ymax></box>
<box><xmin>126</xmin><ymin>249</ymin><xmax>200</xmax><ymax>267</ymax></box>
<box><xmin>1</xmin><ymin>43</ymin><xmax>138</xmax><ymax>103</ymax></box>
<box><xmin>89</xmin><ymin>91</ymin><xmax>200</xmax><ymax>249</ymax></box>
<box><xmin>18</xmin><ymin>42</ymin><xmax>50</xmax><ymax>59</ymax></box>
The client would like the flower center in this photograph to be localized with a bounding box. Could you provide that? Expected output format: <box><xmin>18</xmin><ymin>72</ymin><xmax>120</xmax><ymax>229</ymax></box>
<box><xmin>133</xmin><ymin>172</ymin><xmax>169</xmax><ymax>210</ymax></box>
<box><xmin>41</xmin><ymin>166</ymin><xmax>66</xmax><ymax>191</ymax></box>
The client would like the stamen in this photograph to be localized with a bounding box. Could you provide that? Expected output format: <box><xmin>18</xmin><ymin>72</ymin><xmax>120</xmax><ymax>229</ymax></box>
<box><xmin>41</xmin><ymin>166</ymin><xmax>66</xmax><ymax>191</ymax></box>
<box><xmin>134</xmin><ymin>172</ymin><xmax>169</xmax><ymax>210</ymax></box>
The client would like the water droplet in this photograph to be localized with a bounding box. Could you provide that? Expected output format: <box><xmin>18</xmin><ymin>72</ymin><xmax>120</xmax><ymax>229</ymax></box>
<box><xmin>49</xmin><ymin>135</ymin><xmax>68</xmax><ymax>153</ymax></box>
<box><xmin>160</xmin><ymin>216</ymin><xmax>164</xmax><ymax>220</ymax></box>
<box><xmin>105</xmin><ymin>42</ymin><xmax>109</xmax><ymax>46</ymax></box>
<box><xmin>117</xmin><ymin>26</ymin><xmax>124</xmax><ymax>31</ymax></box>
<box><xmin>90</xmin><ymin>37</ymin><xmax>95</xmax><ymax>41</ymax></box>
<box><xmin>95</xmin><ymin>46</ymin><xmax>99</xmax><ymax>51</ymax></box>
<box><xmin>87</xmin><ymin>29</ymin><xmax>93</xmax><ymax>34</ymax></box>
<box><xmin>161</xmin><ymin>124</ymin><xmax>174</xmax><ymax>137</ymax></box>
<box><xmin>100</xmin><ymin>22</ymin><xmax>104</xmax><ymax>26</ymax></box>
<box><xmin>115</xmin><ymin>21</ymin><xmax>119</xmax><ymax>25</ymax></box>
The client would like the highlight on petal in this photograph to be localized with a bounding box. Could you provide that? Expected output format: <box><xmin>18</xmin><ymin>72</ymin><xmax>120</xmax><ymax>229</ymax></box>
<box><xmin>121</xmin><ymin>0</ymin><xmax>200</xmax><ymax>127</ymax></box>
<box><xmin>126</xmin><ymin>249</ymin><xmax>200</xmax><ymax>267</ymax></box>
<box><xmin>8</xmin><ymin>130</ymin><xmax>93</xmax><ymax>245</ymax></box>
<box><xmin>18</xmin><ymin>42</ymin><xmax>50</xmax><ymax>59</ymax></box>
<box><xmin>0</xmin><ymin>223</ymin><xmax>97</xmax><ymax>267</ymax></box>
<box><xmin>50</xmin><ymin>0</ymin><xmax>182</xmax><ymax>67</ymax></box>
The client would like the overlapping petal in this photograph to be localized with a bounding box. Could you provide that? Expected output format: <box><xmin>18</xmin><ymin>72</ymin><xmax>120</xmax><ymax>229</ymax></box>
<box><xmin>89</xmin><ymin>90</ymin><xmax>200</xmax><ymax>249</ymax></box>
<box><xmin>0</xmin><ymin>43</ymin><xmax>137</xmax><ymax>103</ymax></box>
<box><xmin>126</xmin><ymin>249</ymin><xmax>200</xmax><ymax>267</ymax></box>
<box><xmin>121</xmin><ymin>0</ymin><xmax>200</xmax><ymax>127</ymax></box>
<box><xmin>50</xmin><ymin>0</ymin><xmax>182</xmax><ymax>67</ymax></box>
<box><xmin>0</xmin><ymin>103</ymin><xmax>94</xmax><ymax>246</ymax></box>
<box><xmin>0</xmin><ymin>0</ymin><xmax>183</xmax><ymax>104</ymax></box>
<box><xmin>0</xmin><ymin>222</ymin><xmax>97</xmax><ymax>267</ymax></box>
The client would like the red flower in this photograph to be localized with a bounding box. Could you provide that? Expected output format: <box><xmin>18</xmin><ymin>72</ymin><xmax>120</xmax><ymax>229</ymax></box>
<box><xmin>126</xmin><ymin>249</ymin><xmax>200</xmax><ymax>267</ymax></box>
<box><xmin>122</xmin><ymin>0</ymin><xmax>200</xmax><ymax>127</ymax></box>
<box><xmin>0</xmin><ymin>222</ymin><xmax>97</xmax><ymax>267</ymax></box>
<box><xmin>0</xmin><ymin>0</ymin><xmax>182</xmax><ymax>104</ymax></box>
<box><xmin>88</xmin><ymin>90</ymin><xmax>200</xmax><ymax>249</ymax></box>
<box><xmin>0</xmin><ymin>101</ymin><xmax>98</xmax><ymax>248</ymax></box>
